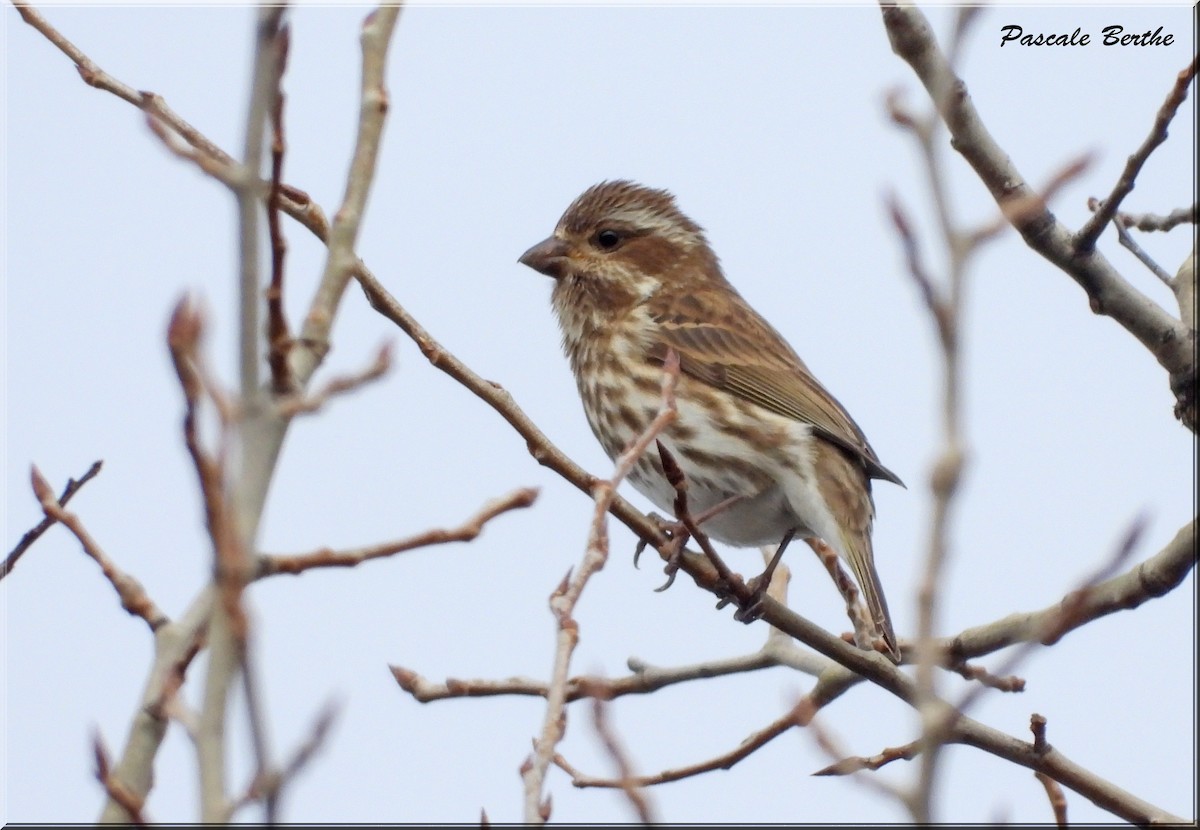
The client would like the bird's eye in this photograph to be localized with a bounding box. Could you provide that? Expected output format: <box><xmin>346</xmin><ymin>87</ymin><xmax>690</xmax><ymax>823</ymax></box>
<box><xmin>595</xmin><ymin>229</ymin><xmax>622</xmax><ymax>250</ymax></box>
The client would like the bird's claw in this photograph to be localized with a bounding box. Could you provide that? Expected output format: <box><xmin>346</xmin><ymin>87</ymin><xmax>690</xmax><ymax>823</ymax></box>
<box><xmin>731</xmin><ymin>573</ymin><xmax>770</xmax><ymax>624</ymax></box>
<box><xmin>653</xmin><ymin>562</ymin><xmax>679</xmax><ymax>592</ymax></box>
<box><xmin>635</xmin><ymin>512</ymin><xmax>690</xmax><ymax>592</ymax></box>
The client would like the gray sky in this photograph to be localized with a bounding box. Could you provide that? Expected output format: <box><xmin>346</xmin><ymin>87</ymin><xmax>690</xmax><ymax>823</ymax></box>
<box><xmin>4</xmin><ymin>1</ymin><xmax>1195</xmax><ymax>823</ymax></box>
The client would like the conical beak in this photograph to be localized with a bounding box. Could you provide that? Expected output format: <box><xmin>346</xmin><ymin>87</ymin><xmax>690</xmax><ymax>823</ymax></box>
<box><xmin>518</xmin><ymin>236</ymin><xmax>571</xmax><ymax>280</ymax></box>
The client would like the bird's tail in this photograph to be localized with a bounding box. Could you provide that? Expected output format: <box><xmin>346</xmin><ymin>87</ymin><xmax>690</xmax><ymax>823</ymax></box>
<box><xmin>841</xmin><ymin>529</ymin><xmax>901</xmax><ymax>663</ymax></box>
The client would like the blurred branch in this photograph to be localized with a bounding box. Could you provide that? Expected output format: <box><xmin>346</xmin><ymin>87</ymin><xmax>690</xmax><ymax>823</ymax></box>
<box><xmin>99</xmin><ymin>592</ymin><xmax>212</xmax><ymax>823</ymax></box>
<box><xmin>289</xmin><ymin>5</ymin><xmax>401</xmax><ymax>382</ymax></box>
<box><xmin>228</xmin><ymin>701</ymin><xmax>339</xmax><ymax>820</ymax></box>
<box><xmin>582</xmin><ymin>688</ymin><xmax>658</xmax><ymax>823</ymax></box>
<box><xmin>266</xmin><ymin>23</ymin><xmax>294</xmax><ymax>394</ymax></box>
<box><xmin>1106</xmin><ymin>203</ymin><xmax>1197</xmax><ymax>233</ymax></box>
<box><xmin>93</xmin><ymin>730</ymin><xmax>149</xmax><ymax>825</ymax></box>
<box><xmin>3</xmin><ymin>459</ymin><xmax>102</xmax><ymax>580</ymax></box>
<box><xmin>235</xmin><ymin>6</ymin><xmax>285</xmax><ymax>400</ymax></box>
<box><xmin>81</xmin><ymin>5</ymin><xmax>404</xmax><ymax>820</ymax></box>
<box><xmin>30</xmin><ymin>465</ymin><xmax>167</xmax><ymax>631</ymax></box>
<box><xmin>880</xmin><ymin>2</ymin><xmax>1196</xmax><ymax>433</ymax></box>
<box><xmin>168</xmin><ymin>292</ymin><xmax>256</xmax><ymax>824</ymax></box>
<box><xmin>273</xmin><ymin>342</ymin><xmax>393</xmax><ymax>417</ymax></box>
<box><xmin>555</xmin><ymin>661</ymin><xmax>862</xmax><ymax>792</ymax></box>
<box><xmin>883</xmin><ymin>12</ymin><xmax>979</xmax><ymax>813</ymax></box>
<box><xmin>1035</xmin><ymin>772</ymin><xmax>1070</xmax><ymax>827</ymax></box>
<box><xmin>258</xmin><ymin>486</ymin><xmax>539</xmax><ymax>577</ymax></box>
<box><xmin>886</xmin><ymin>67</ymin><xmax>1095</xmax><ymax>828</ymax></box>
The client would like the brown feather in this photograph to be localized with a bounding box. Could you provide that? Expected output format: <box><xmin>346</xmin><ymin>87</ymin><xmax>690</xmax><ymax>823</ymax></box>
<box><xmin>645</xmin><ymin>287</ymin><xmax>904</xmax><ymax>486</ymax></box>
<box><xmin>812</xmin><ymin>440</ymin><xmax>900</xmax><ymax>661</ymax></box>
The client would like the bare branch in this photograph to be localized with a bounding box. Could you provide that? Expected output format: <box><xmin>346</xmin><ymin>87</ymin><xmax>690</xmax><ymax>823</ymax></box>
<box><xmin>274</xmin><ymin>342</ymin><xmax>393</xmax><ymax>417</ymax></box>
<box><xmin>583</xmin><ymin>689</ymin><xmax>658</xmax><ymax>824</ymax></box>
<box><xmin>1115</xmin><ymin>203</ymin><xmax>1197</xmax><ymax>233</ymax></box>
<box><xmin>814</xmin><ymin>739</ymin><xmax>921</xmax><ymax>777</ymax></box>
<box><xmin>229</xmin><ymin>701</ymin><xmax>339</xmax><ymax>819</ymax></box>
<box><xmin>880</xmin><ymin>3</ymin><xmax>1195</xmax><ymax>431</ymax></box>
<box><xmin>1030</xmin><ymin>713</ymin><xmax>1049</xmax><ymax>754</ymax></box>
<box><xmin>289</xmin><ymin>4</ymin><xmax>402</xmax><ymax>383</ymax></box>
<box><xmin>1076</xmin><ymin>55</ymin><xmax>1198</xmax><ymax>251</ymax></box>
<box><xmin>522</xmin><ymin>354</ymin><xmax>679</xmax><ymax>824</ymax></box>
<box><xmin>3</xmin><ymin>459</ymin><xmax>102</xmax><ymax>580</ymax></box>
<box><xmin>15</xmin><ymin>4</ymin><xmax>233</xmax><ymax>164</ymax></box>
<box><xmin>99</xmin><ymin>591</ymin><xmax>213</xmax><ymax>823</ymax></box>
<box><xmin>392</xmin><ymin>645</ymin><xmax>788</xmax><ymax>704</ymax></box>
<box><xmin>1175</xmin><ymin>246</ymin><xmax>1196</xmax><ymax>331</ymax></box>
<box><xmin>946</xmin><ymin>517</ymin><xmax>1193</xmax><ymax>660</ymax></box>
<box><xmin>93</xmin><ymin>730</ymin><xmax>149</xmax><ymax>825</ymax></box>
<box><xmin>1116</xmin><ymin>217</ymin><xmax>1177</xmax><ymax>286</ymax></box>
<box><xmin>974</xmin><ymin>153</ymin><xmax>1095</xmax><ymax>246</ymax></box>
<box><xmin>30</xmin><ymin>466</ymin><xmax>167</xmax><ymax>631</ymax></box>
<box><xmin>259</xmin><ymin>486</ymin><xmax>539</xmax><ymax>577</ymax></box>
<box><xmin>946</xmin><ymin>661</ymin><xmax>1025</xmax><ymax>693</ymax></box>
<box><xmin>1035</xmin><ymin>771</ymin><xmax>1070</xmax><ymax>827</ymax></box>
<box><xmin>557</xmin><ymin>698</ymin><xmax>808</xmax><ymax>790</ymax></box>
<box><xmin>886</xmin><ymin>193</ymin><xmax>950</xmax><ymax>346</ymax></box>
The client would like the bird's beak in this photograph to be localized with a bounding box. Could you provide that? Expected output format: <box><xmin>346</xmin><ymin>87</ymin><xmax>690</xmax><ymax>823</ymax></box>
<box><xmin>518</xmin><ymin>236</ymin><xmax>571</xmax><ymax>280</ymax></box>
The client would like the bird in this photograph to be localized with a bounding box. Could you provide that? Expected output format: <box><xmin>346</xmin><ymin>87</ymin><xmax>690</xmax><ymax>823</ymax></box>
<box><xmin>518</xmin><ymin>180</ymin><xmax>904</xmax><ymax>662</ymax></box>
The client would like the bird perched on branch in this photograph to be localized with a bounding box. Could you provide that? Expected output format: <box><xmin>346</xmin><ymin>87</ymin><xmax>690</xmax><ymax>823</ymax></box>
<box><xmin>519</xmin><ymin>180</ymin><xmax>904</xmax><ymax>662</ymax></box>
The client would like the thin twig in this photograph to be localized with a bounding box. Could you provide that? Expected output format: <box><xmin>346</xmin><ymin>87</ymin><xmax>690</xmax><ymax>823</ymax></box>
<box><xmin>1116</xmin><ymin>218</ymin><xmax>1177</xmax><ymax>286</ymax></box>
<box><xmin>392</xmin><ymin>644</ymin><xmax>790</xmax><ymax>704</ymax></box>
<box><xmin>1035</xmin><ymin>772</ymin><xmax>1070</xmax><ymax>827</ymax></box>
<box><xmin>289</xmin><ymin>4</ymin><xmax>402</xmax><ymax>383</ymax></box>
<box><xmin>950</xmin><ymin>515</ymin><xmax>1147</xmax><ymax>724</ymax></box>
<box><xmin>15</xmin><ymin>4</ymin><xmax>232</xmax><ymax>164</ymax></box>
<box><xmin>274</xmin><ymin>342</ymin><xmax>393</xmax><ymax>417</ymax></box>
<box><xmin>1076</xmin><ymin>55</ymin><xmax>1198</xmax><ymax>251</ymax></box>
<box><xmin>522</xmin><ymin>353</ymin><xmax>679</xmax><ymax>824</ymax></box>
<box><xmin>947</xmin><ymin>661</ymin><xmax>1025</xmax><ymax>693</ymax></box>
<box><xmin>556</xmin><ymin>698</ymin><xmax>809</xmax><ymax>789</ymax></box>
<box><xmin>656</xmin><ymin>441</ymin><xmax>748</xmax><ymax>607</ymax></box>
<box><xmin>1116</xmin><ymin>204</ymin><xmax>1197</xmax><ymax>233</ymax></box>
<box><xmin>814</xmin><ymin>739</ymin><xmax>921</xmax><ymax>777</ymax></box>
<box><xmin>945</xmin><ymin>517</ymin><xmax>1194</xmax><ymax>660</ymax></box>
<box><xmin>259</xmin><ymin>486</ymin><xmax>539</xmax><ymax>577</ymax></box>
<box><xmin>582</xmin><ymin>688</ymin><xmax>658</xmax><ymax>823</ymax></box>
<box><xmin>30</xmin><ymin>466</ymin><xmax>168</xmax><ymax>631</ymax></box>
<box><xmin>974</xmin><ymin>153</ymin><xmax>1094</xmax><ymax>246</ymax></box>
<box><xmin>3</xmin><ymin>459</ymin><xmax>103</xmax><ymax>580</ymax></box>
<box><xmin>228</xmin><ymin>701</ymin><xmax>339</xmax><ymax>819</ymax></box>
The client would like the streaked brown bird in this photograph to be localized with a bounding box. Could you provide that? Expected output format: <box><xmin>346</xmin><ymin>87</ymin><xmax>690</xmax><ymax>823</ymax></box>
<box><xmin>519</xmin><ymin>180</ymin><xmax>904</xmax><ymax>661</ymax></box>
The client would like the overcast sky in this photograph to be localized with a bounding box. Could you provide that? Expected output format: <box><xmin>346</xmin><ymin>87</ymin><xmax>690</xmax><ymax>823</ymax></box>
<box><xmin>4</xmin><ymin>1</ymin><xmax>1195</xmax><ymax>824</ymax></box>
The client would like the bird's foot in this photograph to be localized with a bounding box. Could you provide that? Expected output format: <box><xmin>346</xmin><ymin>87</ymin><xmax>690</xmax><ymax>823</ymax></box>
<box><xmin>731</xmin><ymin>530</ymin><xmax>795</xmax><ymax>624</ymax></box>
<box><xmin>633</xmin><ymin>512</ymin><xmax>691</xmax><ymax>592</ymax></box>
<box><xmin>731</xmin><ymin>572</ymin><xmax>771</xmax><ymax>623</ymax></box>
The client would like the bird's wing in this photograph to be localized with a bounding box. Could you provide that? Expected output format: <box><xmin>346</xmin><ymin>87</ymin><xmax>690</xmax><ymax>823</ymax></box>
<box><xmin>645</xmin><ymin>289</ymin><xmax>903</xmax><ymax>486</ymax></box>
